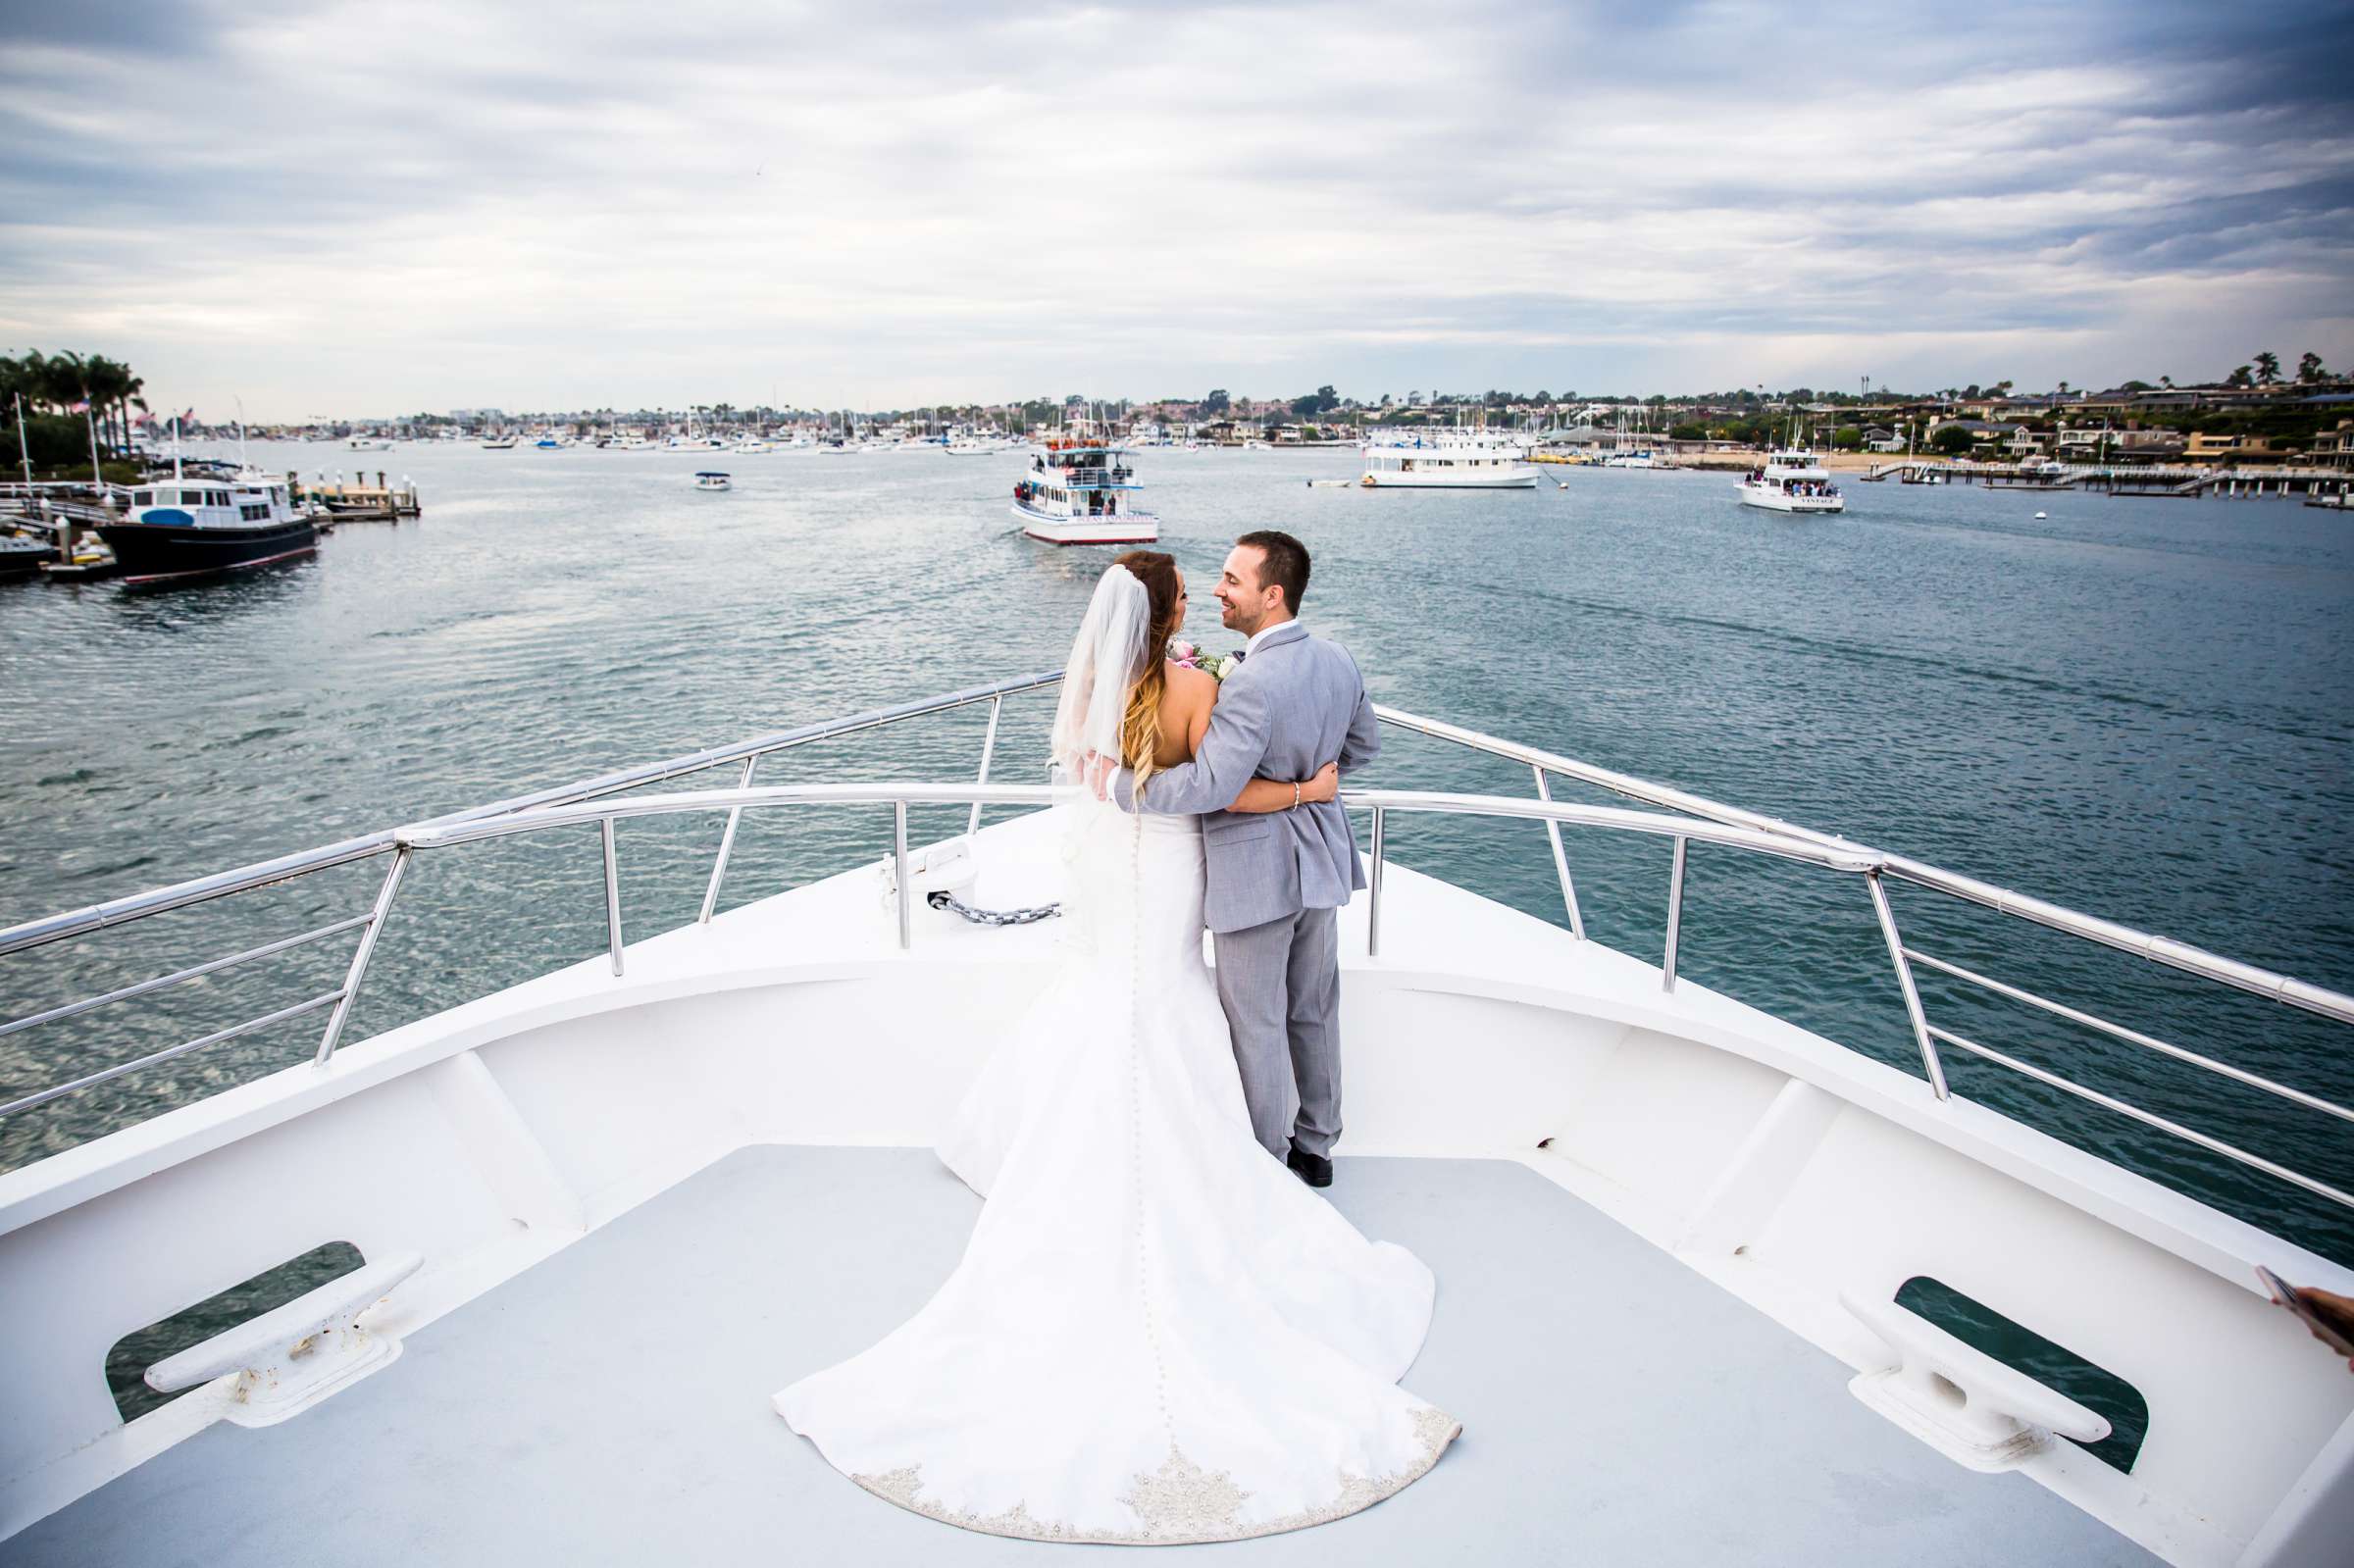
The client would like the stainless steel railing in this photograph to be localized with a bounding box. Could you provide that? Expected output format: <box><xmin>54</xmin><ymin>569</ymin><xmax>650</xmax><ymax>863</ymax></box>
<box><xmin>0</xmin><ymin>671</ymin><xmax>1064</xmax><ymax>1117</ymax></box>
<box><xmin>3</xmin><ymin>673</ymin><xmax>2350</xmax><ymax>1214</ymax></box>
<box><xmin>1372</xmin><ymin>702</ymin><xmax>2354</xmax><ymax>1208</ymax></box>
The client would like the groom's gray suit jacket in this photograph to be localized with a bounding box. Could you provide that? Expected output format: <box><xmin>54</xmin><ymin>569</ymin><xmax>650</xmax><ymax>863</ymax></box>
<box><xmin>1113</xmin><ymin>619</ymin><xmax>1379</xmax><ymax>933</ymax></box>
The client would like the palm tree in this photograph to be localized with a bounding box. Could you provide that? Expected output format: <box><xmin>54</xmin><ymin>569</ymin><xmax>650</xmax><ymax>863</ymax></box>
<box><xmin>2253</xmin><ymin>351</ymin><xmax>2280</xmax><ymax>384</ymax></box>
<box><xmin>80</xmin><ymin>354</ymin><xmax>129</xmax><ymax>450</ymax></box>
<box><xmin>37</xmin><ymin>350</ymin><xmax>85</xmax><ymax>414</ymax></box>
<box><xmin>9</xmin><ymin>349</ymin><xmax>55</xmax><ymax>413</ymax></box>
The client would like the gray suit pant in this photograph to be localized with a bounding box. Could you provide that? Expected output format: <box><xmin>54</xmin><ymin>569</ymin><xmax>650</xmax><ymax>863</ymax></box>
<box><xmin>1211</xmin><ymin>905</ymin><xmax>1341</xmax><ymax>1161</ymax></box>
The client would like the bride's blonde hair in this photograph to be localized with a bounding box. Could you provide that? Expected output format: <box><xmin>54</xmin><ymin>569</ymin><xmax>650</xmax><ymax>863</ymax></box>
<box><xmin>1113</xmin><ymin>550</ymin><xmax>1185</xmax><ymax>795</ymax></box>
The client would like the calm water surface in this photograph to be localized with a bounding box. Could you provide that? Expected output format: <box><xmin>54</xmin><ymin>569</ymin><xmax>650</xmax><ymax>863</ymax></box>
<box><xmin>4</xmin><ymin>442</ymin><xmax>2350</xmax><ymax>1266</ymax></box>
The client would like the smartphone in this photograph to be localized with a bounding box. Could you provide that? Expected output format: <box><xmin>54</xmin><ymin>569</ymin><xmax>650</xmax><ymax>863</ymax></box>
<box><xmin>2258</xmin><ymin>1266</ymin><xmax>2354</xmax><ymax>1357</ymax></box>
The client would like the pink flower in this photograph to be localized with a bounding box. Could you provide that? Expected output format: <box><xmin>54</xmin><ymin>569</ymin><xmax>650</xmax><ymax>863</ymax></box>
<box><xmin>1169</xmin><ymin>638</ymin><xmax>1197</xmax><ymax>664</ymax></box>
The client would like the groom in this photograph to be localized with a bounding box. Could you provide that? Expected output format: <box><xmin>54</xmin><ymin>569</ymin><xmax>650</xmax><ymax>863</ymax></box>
<box><xmin>1109</xmin><ymin>531</ymin><xmax>1379</xmax><ymax>1189</ymax></box>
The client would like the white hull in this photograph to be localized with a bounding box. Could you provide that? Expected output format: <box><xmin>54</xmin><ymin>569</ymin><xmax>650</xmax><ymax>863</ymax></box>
<box><xmin>1361</xmin><ymin>468</ymin><xmax>1540</xmax><ymax>489</ymax></box>
<box><xmin>1014</xmin><ymin>505</ymin><xmax>1159</xmax><ymax>545</ymax></box>
<box><xmin>1739</xmin><ymin>482</ymin><xmax>1845</xmax><ymax>514</ymax></box>
<box><xmin>3</xmin><ymin>785</ymin><xmax>2346</xmax><ymax>1566</ymax></box>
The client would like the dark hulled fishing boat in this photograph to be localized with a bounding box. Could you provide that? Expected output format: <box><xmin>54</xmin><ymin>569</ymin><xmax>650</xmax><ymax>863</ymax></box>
<box><xmin>97</xmin><ymin>472</ymin><xmax>317</xmax><ymax>585</ymax></box>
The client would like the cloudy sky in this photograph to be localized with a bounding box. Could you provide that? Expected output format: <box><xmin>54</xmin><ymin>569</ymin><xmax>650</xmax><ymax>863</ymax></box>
<box><xmin>3</xmin><ymin>0</ymin><xmax>2350</xmax><ymax>420</ymax></box>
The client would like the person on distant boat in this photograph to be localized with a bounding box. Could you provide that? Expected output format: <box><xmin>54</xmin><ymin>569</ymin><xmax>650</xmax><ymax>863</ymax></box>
<box><xmin>775</xmin><ymin>547</ymin><xmax>1455</xmax><ymax>1543</ymax></box>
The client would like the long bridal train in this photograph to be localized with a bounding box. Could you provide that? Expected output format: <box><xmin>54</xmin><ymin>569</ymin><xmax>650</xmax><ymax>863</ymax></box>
<box><xmin>772</xmin><ymin>801</ymin><xmax>1458</xmax><ymax>1543</ymax></box>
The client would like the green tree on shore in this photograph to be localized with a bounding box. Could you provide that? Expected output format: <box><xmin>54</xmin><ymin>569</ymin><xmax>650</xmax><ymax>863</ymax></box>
<box><xmin>2298</xmin><ymin>352</ymin><xmax>2328</xmax><ymax>384</ymax></box>
<box><xmin>2253</xmin><ymin>351</ymin><xmax>2280</xmax><ymax>385</ymax></box>
<box><xmin>2</xmin><ymin>349</ymin><xmax>147</xmax><ymax>455</ymax></box>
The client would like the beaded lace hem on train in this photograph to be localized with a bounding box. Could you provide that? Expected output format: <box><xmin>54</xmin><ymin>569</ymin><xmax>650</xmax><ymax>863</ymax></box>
<box><xmin>850</xmin><ymin>1407</ymin><xmax>1462</xmax><ymax>1544</ymax></box>
<box><xmin>772</xmin><ymin>798</ymin><xmax>1458</xmax><ymax>1543</ymax></box>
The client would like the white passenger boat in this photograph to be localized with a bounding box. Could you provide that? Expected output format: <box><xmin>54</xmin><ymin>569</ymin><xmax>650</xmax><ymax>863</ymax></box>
<box><xmin>0</xmin><ymin>673</ymin><xmax>2348</xmax><ymax>1565</ymax></box>
<box><xmin>1359</xmin><ymin>431</ymin><xmax>1540</xmax><ymax>488</ymax></box>
<box><xmin>731</xmin><ymin>438</ymin><xmax>774</xmax><ymax>455</ymax></box>
<box><xmin>1012</xmin><ymin>437</ymin><xmax>1159</xmax><ymax>544</ymax></box>
<box><xmin>692</xmin><ymin>471</ymin><xmax>732</xmax><ymax>491</ymax></box>
<box><xmin>345</xmin><ymin>436</ymin><xmax>392</xmax><ymax>451</ymax></box>
<box><xmin>479</xmin><ymin>435</ymin><xmax>518</xmax><ymax>450</ymax></box>
<box><xmin>1739</xmin><ymin>449</ymin><xmax>1848</xmax><ymax>514</ymax></box>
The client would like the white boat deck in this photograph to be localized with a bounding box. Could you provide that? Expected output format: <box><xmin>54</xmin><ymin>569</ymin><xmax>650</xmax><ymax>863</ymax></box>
<box><xmin>2</xmin><ymin>1143</ymin><xmax>2155</xmax><ymax>1567</ymax></box>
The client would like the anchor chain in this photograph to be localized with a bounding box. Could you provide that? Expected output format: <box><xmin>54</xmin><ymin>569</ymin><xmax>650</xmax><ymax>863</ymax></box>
<box><xmin>926</xmin><ymin>890</ymin><xmax>1062</xmax><ymax>927</ymax></box>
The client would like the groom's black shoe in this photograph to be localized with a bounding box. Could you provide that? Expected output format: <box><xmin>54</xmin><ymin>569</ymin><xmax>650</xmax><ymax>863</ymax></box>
<box><xmin>1287</xmin><ymin>1142</ymin><xmax>1333</xmax><ymax>1189</ymax></box>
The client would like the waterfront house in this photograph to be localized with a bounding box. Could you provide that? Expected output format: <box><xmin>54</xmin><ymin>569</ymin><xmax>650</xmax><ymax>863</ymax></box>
<box><xmin>2186</xmin><ymin>432</ymin><xmax>2292</xmax><ymax>465</ymax></box>
<box><xmin>2305</xmin><ymin>422</ymin><xmax>2353</xmax><ymax>470</ymax></box>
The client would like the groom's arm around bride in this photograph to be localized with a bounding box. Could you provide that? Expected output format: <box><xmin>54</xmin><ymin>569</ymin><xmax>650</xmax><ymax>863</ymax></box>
<box><xmin>1107</xmin><ymin>531</ymin><xmax>1378</xmax><ymax>932</ymax></box>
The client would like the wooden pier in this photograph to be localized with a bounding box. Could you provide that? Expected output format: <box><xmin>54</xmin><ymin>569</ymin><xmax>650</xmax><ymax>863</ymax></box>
<box><xmin>299</xmin><ymin>472</ymin><xmax>422</xmax><ymax>525</ymax></box>
<box><xmin>1861</xmin><ymin>460</ymin><xmax>2353</xmax><ymax>500</ymax></box>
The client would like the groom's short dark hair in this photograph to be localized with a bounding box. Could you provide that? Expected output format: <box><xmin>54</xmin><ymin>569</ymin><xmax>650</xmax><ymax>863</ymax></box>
<box><xmin>1237</xmin><ymin>530</ymin><xmax>1309</xmax><ymax>613</ymax></box>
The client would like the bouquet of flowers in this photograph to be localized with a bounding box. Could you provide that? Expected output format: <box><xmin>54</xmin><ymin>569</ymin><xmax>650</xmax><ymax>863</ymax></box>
<box><xmin>1168</xmin><ymin>638</ymin><xmax>1242</xmax><ymax>683</ymax></box>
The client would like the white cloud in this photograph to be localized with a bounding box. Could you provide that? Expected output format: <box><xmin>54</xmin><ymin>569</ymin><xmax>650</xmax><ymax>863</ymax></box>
<box><xmin>1</xmin><ymin>0</ymin><xmax>2347</xmax><ymax>417</ymax></box>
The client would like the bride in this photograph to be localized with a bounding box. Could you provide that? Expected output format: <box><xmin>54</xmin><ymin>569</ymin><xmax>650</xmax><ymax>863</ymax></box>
<box><xmin>773</xmin><ymin>553</ymin><xmax>1458</xmax><ymax>1543</ymax></box>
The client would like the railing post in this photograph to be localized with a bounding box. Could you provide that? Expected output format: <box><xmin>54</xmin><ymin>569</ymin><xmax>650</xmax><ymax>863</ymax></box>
<box><xmin>1532</xmin><ymin>766</ymin><xmax>1585</xmax><ymax>939</ymax></box>
<box><xmin>967</xmin><ymin>695</ymin><xmax>1003</xmax><ymax>838</ymax></box>
<box><xmin>314</xmin><ymin>846</ymin><xmax>410</xmax><ymax>1065</ymax></box>
<box><xmin>697</xmin><ymin>754</ymin><xmax>758</xmax><ymax>924</ymax></box>
<box><xmin>1366</xmin><ymin>805</ymin><xmax>1386</xmax><ymax>958</ymax></box>
<box><xmin>894</xmin><ymin>800</ymin><xmax>912</xmax><ymax>950</ymax></box>
<box><xmin>1867</xmin><ymin>870</ymin><xmax>1949</xmax><ymax>1098</ymax></box>
<box><xmin>1662</xmin><ymin>835</ymin><xmax>1687</xmax><ymax>991</ymax></box>
<box><xmin>600</xmin><ymin>818</ymin><xmax>624</xmax><ymax>977</ymax></box>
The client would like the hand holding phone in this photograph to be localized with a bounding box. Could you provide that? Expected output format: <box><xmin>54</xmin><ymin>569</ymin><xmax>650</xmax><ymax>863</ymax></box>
<box><xmin>2257</xmin><ymin>1266</ymin><xmax>2354</xmax><ymax>1363</ymax></box>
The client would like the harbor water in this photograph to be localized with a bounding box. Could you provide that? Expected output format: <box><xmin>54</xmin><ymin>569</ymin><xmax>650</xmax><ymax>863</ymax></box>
<box><xmin>3</xmin><ymin>443</ymin><xmax>2350</xmax><ymax>1280</ymax></box>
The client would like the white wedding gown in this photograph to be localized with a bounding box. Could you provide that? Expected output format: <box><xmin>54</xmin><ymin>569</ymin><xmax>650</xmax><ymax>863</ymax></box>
<box><xmin>772</xmin><ymin>796</ymin><xmax>1458</xmax><ymax>1543</ymax></box>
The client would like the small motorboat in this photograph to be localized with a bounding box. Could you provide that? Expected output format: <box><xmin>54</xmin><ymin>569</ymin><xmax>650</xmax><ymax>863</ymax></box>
<box><xmin>2034</xmin><ymin>511</ymin><xmax>2049</xmax><ymax>520</ymax></box>
<box><xmin>1</xmin><ymin>529</ymin><xmax>58</xmax><ymax>578</ymax></box>
<box><xmin>693</xmin><ymin>472</ymin><xmax>732</xmax><ymax>492</ymax></box>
